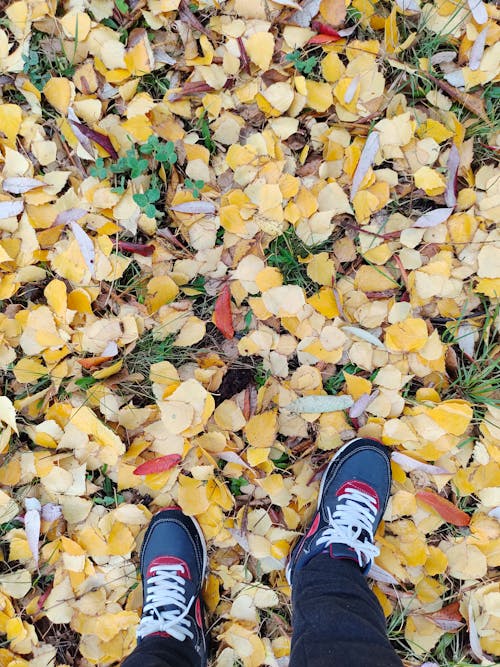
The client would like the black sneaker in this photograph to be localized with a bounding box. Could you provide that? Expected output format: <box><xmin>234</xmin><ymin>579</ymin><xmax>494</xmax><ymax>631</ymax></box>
<box><xmin>137</xmin><ymin>507</ymin><xmax>207</xmax><ymax>662</ymax></box>
<box><xmin>286</xmin><ymin>438</ymin><xmax>391</xmax><ymax>585</ymax></box>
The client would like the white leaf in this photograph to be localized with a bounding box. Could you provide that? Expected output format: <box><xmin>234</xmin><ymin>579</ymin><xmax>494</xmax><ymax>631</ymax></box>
<box><xmin>344</xmin><ymin>76</ymin><xmax>360</xmax><ymax>104</ymax></box>
<box><xmin>170</xmin><ymin>201</ymin><xmax>216</xmax><ymax>214</ymax></box>
<box><xmin>430</xmin><ymin>51</ymin><xmax>456</xmax><ymax>66</ymax></box>
<box><xmin>55</xmin><ymin>208</ymin><xmax>87</xmax><ymax>225</ymax></box>
<box><xmin>2</xmin><ymin>177</ymin><xmax>46</xmax><ymax>194</ymax></box>
<box><xmin>445</xmin><ymin>144</ymin><xmax>460</xmax><ymax>207</ymax></box>
<box><xmin>217</xmin><ymin>451</ymin><xmax>252</xmax><ymax>470</ymax></box>
<box><xmin>395</xmin><ymin>0</ymin><xmax>420</xmax><ymax>11</ymax></box>
<box><xmin>286</xmin><ymin>395</ymin><xmax>353</xmax><ymax>414</ymax></box>
<box><xmin>154</xmin><ymin>49</ymin><xmax>177</xmax><ymax>66</ymax></box>
<box><xmin>68</xmin><ymin>107</ymin><xmax>94</xmax><ymax>156</ymax></box>
<box><xmin>488</xmin><ymin>507</ymin><xmax>500</xmax><ymax>520</ymax></box>
<box><xmin>351</xmin><ymin>132</ymin><xmax>380</xmax><ymax>199</ymax></box>
<box><xmin>102</xmin><ymin>341</ymin><xmax>118</xmax><ymax>357</ymax></box>
<box><xmin>0</xmin><ymin>200</ymin><xmax>24</xmax><ymax>219</ymax></box>
<box><xmin>272</xmin><ymin>0</ymin><xmax>302</xmax><ymax>8</ymax></box>
<box><xmin>69</xmin><ymin>221</ymin><xmax>95</xmax><ymax>275</ymax></box>
<box><xmin>391</xmin><ymin>451</ymin><xmax>449</xmax><ymax>475</ymax></box>
<box><xmin>25</xmin><ymin>498</ymin><xmax>41</xmax><ymax>512</ymax></box>
<box><xmin>467</xmin><ymin>0</ymin><xmax>488</xmax><ymax>25</ymax></box>
<box><xmin>0</xmin><ymin>396</ymin><xmax>18</xmax><ymax>433</ymax></box>
<box><xmin>469</xmin><ymin>27</ymin><xmax>488</xmax><ymax>71</ymax></box>
<box><xmin>444</xmin><ymin>70</ymin><xmax>466</xmax><ymax>88</ymax></box>
<box><xmin>349</xmin><ymin>390</ymin><xmax>379</xmax><ymax>419</ymax></box>
<box><xmin>456</xmin><ymin>324</ymin><xmax>476</xmax><ymax>358</ymax></box>
<box><xmin>369</xmin><ymin>563</ymin><xmax>399</xmax><ymax>585</ymax></box>
<box><xmin>414</xmin><ymin>207</ymin><xmax>453</xmax><ymax>228</ymax></box>
<box><xmin>468</xmin><ymin>602</ymin><xmax>489</xmax><ymax>663</ymax></box>
<box><xmin>338</xmin><ymin>26</ymin><xmax>357</xmax><ymax>37</ymax></box>
<box><xmin>228</xmin><ymin>528</ymin><xmax>250</xmax><ymax>553</ymax></box>
<box><xmin>342</xmin><ymin>325</ymin><xmax>386</xmax><ymax>349</ymax></box>
<box><xmin>24</xmin><ymin>502</ymin><xmax>41</xmax><ymax>567</ymax></box>
<box><xmin>41</xmin><ymin>503</ymin><xmax>62</xmax><ymax>522</ymax></box>
<box><xmin>291</xmin><ymin>0</ymin><xmax>321</xmax><ymax>27</ymax></box>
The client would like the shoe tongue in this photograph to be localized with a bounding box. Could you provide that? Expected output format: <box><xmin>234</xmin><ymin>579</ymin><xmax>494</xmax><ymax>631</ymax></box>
<box><xmin>327</xmin><ymin>542</ymin><xmax>360</xmax><ymax>562</ymax></box>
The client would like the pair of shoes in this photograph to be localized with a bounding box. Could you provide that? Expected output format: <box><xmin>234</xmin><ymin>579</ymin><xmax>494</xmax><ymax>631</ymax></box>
<box><xmin>136</xmin><ymin>438</ymin><xmax>391</xmax><ymax>656</ymax></box>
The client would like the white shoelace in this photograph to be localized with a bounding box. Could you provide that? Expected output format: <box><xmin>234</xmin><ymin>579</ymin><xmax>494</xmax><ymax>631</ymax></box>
<box><xmin>316</xmin><ymin>486</ymin><xmax>380</xmax><ymax>568</ymax></box>
<box><xmin>137</xmin><ymin>564</ymin><xmax>195</xmax><ymax>641</ymax></box>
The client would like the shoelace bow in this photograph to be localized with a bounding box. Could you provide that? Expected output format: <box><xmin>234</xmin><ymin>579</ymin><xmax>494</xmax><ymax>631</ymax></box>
<box><xmin>316</xmin><ymin>486</ymin><xmax>380</xmax><ymax>568</ymax></box>
<box><xmin>137</xmin><ymin>564</ymin><xmax>195</xmax><ymax>641</ymax></box>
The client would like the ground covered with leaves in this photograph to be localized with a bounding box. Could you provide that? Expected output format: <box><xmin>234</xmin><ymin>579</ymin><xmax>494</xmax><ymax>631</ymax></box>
<box><xmin>0</xmin><ymin>0</ymin><xmax>499</xmax><ymax>665</ymax></box>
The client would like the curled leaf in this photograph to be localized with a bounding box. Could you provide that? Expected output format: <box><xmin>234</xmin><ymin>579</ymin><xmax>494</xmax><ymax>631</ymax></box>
<box><xmin>170</xmin><ymin>201</ymin><xmax>216</xmax><ymax>214</ymax></box>
<box><xmin>133</xmin><ymin>453</ymin><xmax>182</xmax><ymax>475</ymax></box>
<box><xmin>351</xmin><ymin>132</ymin><xmax>380</xmax><ymax>199</ymax></box>
<box><xmin>69</xmin><ymin>221</ymin><xmax>95</xmax><ymax>275</ymax></box>
<box><xmin>214</xmin><ymin>283</ymin><xmax>234</xmax><ymax>340</ymax></box>
<box><xmin>0</xmin><ymin>200</ymin><xmax>24</xmax><ymax>219</ymax></box>
<box><xmin>342</xmin><ymin>325</ymin><xmax>386</xmax><ymax>349</ymax></box>
<box><xmin>391</xmin><ymin>452</ymin><xmax>449</xmax><ymax>475</ymax></box>
<box><xmin>2</xmin><ymin>177</ymin><xmax>46</xmax><ymax>194</ymax></box>
<box><xmin>414</xmin><ymin>208</ymin><xmax>453</xmax><ymax>228</ymax></box>
<box><xmin>286</xmin><ymin>395</ymin><xmax>354</xmax><ymax>414</ymax></box>
<box><xmin>416</xmin><ymin>490</ymin><xmax>470</xmax><ymax>526</ymax></box>
<box><xmin>445</xmin><ymin>145</ymin><xmax>460</xmax><ymax>208</ymax></box>
<box><xmin>349</xmin><ymin>390</ymin><xmax>379</xmax><ymax>419</ymax></box>
<box><xmin>117</xmin><ymin>240</ymin><xmax>155</xmax><ymax>256</ymax></box>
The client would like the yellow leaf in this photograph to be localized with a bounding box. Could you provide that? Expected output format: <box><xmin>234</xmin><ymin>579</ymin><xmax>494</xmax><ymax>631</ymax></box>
<box><xmin>385</xmin><ymin>318</ymin><xmax>429</xmax><ymax>352</ymax></box>
<box><xmin>414</xmin><ymin>166</ymin><xmax>446</xmax><ymax>196</ymax></box>
<box><xmin>178</xmin><ymin>475</ymin><xmax>209</xmax><ymax>516</ymax></box>
<box><xmin>446</xmin><ymin>541</ymin><xmax>487</xmax><ymax>580</ymax></box>
<box><xmin>244</xmin><ymin>411</ymin><xmax>278</xmax><ymax>448</ymax></box>
<box><xmin>0</xmin><ymin>397</ymin><xmax>18</xmax><ymax>434</ymax></box>
<box><xmin>428</xmin><ymin>400</ymin><xmax>472</xmax><ymax>436</ymax></box>
<box><xmin>306</xmin><ymin>80</ymin><xmax>334</xmax><ymax>113</ymax></box>
<box><xmin>43</xmin><ymin>78</ymin><xmax>73</xmax><ymax>116</ymax></box>
<box><xmin>307</xmin><ymin>287</ymin><xmax>340</xmax><ymax>318</ymax></box>
<box><xmin>245</xmin><ymin>32</ymin><xmax>274</xmax><ymax>71</ymax></box>
<box><xmin>0</xmin><ymin>104</ymin><xmax>22</xmax><ymax>148</ymax></box>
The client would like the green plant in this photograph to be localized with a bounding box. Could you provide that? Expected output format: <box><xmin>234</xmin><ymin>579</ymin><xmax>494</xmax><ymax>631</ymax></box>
<box><xmin>185</xmin><ymin>178</ymin><xmax>205</xmax><ymax>198</ymax></box>
<box><xmin>90</xmin><ymin>137</ymin><xmax>177</xmax><ymax>218</ymax></box>
<box><xmin>285</xmin><ymin>49</ymin><xmax>319</xmax><ymax>75</ymax></box>
<box><xmin>229</xmin><ymin>476</ymin><xmax>247</xmax><ymax>496</ymax></box>
<box><xmin>254</xmin><ymin>360</ymin><xmax>271</xmax><ymax>388</ymax></box>
<box><xmin>268</xmin><ymin>227</ymin><xmax>331</xmax><ymax>294</ymax></box>
<box><xmin>93</xmin><ymin>466</ymin><xmax>124</xmax><ymax>507</ymax></box>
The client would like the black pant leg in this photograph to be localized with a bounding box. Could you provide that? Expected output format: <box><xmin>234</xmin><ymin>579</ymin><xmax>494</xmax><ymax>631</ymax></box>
<box><xmin>290</xmin><ymin>555</ymin><xmax>403</xmax><ymax>667</ymax></box>
<box><xmin>122</xmin><ymin>635</ymin><xmax>201</xmax><ymax>667</ymax></box>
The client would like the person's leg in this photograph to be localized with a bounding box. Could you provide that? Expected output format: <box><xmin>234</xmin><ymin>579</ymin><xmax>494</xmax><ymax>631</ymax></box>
<box><xmin>290</xmin><ymin>557</ymin><xmax>401</xmax><ymax>667</ymax></box>
<box><xmin>122</xmin><ymin>507</ymin><xmax>207</xmax><ymax>667</ymax></box>
<box><xmin>287</xmin><ymin>438</ymin><xmax>403</xmax><ymax>667</ymax></box>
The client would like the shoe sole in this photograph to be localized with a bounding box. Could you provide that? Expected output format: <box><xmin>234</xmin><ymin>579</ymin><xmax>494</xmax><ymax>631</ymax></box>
<box><xmin>286</xmin><ymin>437</ymin><xmax>381</xmax><ymax>585</ymax></box>
<box><xmin>190</xmin><ymin>513</ymin><xmax>209</xmax><ymax>580</ymax></box>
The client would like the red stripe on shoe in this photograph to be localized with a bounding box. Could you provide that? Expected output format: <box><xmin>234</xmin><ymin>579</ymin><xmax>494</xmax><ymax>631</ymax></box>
<box><xmin>147</xmin><ymin>556</ymin><xmax>191</xmax><ymax>579</ymax></box>
<box><xmin>336</xmin><ymin>480</ymin><xmax>379</xmax><ymax>510</ymax></box>
<box><xmin>305</xmin><ymin>512</ymin><xmax>321</xmax><ymax>538</ymax></box>
<box><xmin>195</xmin><ymin>597</ymin><xmax>203</xmax><ymax>628</ymax></box>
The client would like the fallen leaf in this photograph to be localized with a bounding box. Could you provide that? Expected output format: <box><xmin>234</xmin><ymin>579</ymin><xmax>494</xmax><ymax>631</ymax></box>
<box><xmin>133</xmin><ymin>454</ymin><xmax>182</xmax><ymax>475</ymax></box>
<box><xmin>417</xmin><ymin>490</ymin><xmax>470</xmax><ymax>526</ymax></box>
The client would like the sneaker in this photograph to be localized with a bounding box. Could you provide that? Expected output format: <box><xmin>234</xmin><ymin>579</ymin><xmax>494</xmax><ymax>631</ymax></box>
<box><xmin>286</xmin><ymin>438</ymin><xmax>391</xmax><ymax>585</ymax></box>
<box><xmin>137</xmin><ymin>507</ymin><xmax>208</xmax><ymax>662</ymax></box>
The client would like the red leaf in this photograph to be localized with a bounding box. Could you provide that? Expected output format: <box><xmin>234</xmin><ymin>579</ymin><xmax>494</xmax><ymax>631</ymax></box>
<box><xmin>416</xmin><ymin>490</ymin><xmax>470</xmax><ymax>526</ymax></box>
<box><xmin>70</xmin><ymin>121</ymin><xmax>119</xmax><ymax>159</ymax></box>
<box><xmin>311</xmin><ymin>21</ymin><xmax>341</xmax><ymax>38</ymax></box>
<box><xmin>133</xmin><ymin>454</ymin><xmax>182</xmax><ymax>476</ymax></box>
<box><xmin>117</xmin><ymin>240</ymin><xmax>155</xmax><ymax>256</ymax></box>
<box><xmin>307</xmin><ymin>33</ymin><xmax>341</xmax><ymax>44</ymax></box>
<box><xmin>78</xmin><ymin>356</ymin><xmax>113</xmax><ymax>369</ymax></box>
<box><xmin>214</xmin><ymin>283</ymin><xmax>234</xmax><ymax>339</ymax></box>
